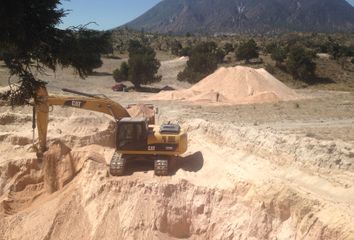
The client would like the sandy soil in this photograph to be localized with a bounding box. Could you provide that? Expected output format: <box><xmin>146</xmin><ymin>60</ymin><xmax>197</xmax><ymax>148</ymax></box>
<box><xmin>0</xmin><ymin>58</ymin><xmax>354</xmax><ymax>239</ymax></box>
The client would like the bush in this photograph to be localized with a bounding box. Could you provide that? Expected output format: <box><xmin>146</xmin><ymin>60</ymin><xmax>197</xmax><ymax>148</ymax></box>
<box><xmin>120</xmin><ymin>61</ymin><xmax>129</xmax><ymax>78</ymax></box>
<box><xmin>321</xmin><ymin>39</ymin><xmax>354</xmax><ymax>59</ymax></box>
<box><xmin>236</xmin><ymin>39</ymin><xmax>259</xmax><ymax>62</ymax></box>
<box><xmin>170</xmin><ymin>40</ymin><xmax>182</xmax><ymax>56</ymax></box>
<box><xmin>178</xmin><ymin>42</ymin><xmax>221</xmax><ymax>83</ymax></box>
<box><xmin>223</xmin><ymin>43</ymin><xmax>234</xmax><ymax>54</ymax></box>
<box><xmin>177</xmin><ymin>69</ymin><xmax>206</xmax><ymax>84</ymax></box>
<box><xmin>113</xmin><ymin>61</ymin><xmax>129</xmax><ymax>82</ymax></box>
<box><xmin>265</xmin><ymin>42</ymin><xmax>277</xmax><ymax>54</ymax></box>
<box><xmin>286</xmin><ymin>45</ymin><xmax>316</xmax><ymax>81</ymax></box>
<box><xmin>271</xmin><ymin>47</ymin><xmax>287</xmax><ymax>66</ymax></box>
<box><xmin>215</xmin><ymin>48</ymin><xmax>226</xmax><ymax>63</ymax></box>
<box><xmin>340</xmin><ymin>45</ymin><xmax>354</xmax><ymax>58</ymax></box>
<box><xmin>179</xmin><ymin>47</ymin><xmax>192</xmax><ymax>57</ymax></box>
<box><xmin>113</xmin><ymin>69</ymin><xmax>121</xmax><ymax>82</ymax></box>
<box><xmin>265</xmin><ymin>64</ymin><xmax>276</xmax><ymax>74</ymax></box>
<box><xmin>0</xmin><ymin>49</ymin><xmax>4</xmax><ymax>61</ymax></box>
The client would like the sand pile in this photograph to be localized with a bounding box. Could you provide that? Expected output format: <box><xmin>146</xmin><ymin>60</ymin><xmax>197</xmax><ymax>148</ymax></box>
<box><xmin>126</xmin><ymin>104</ymin><xmax>156</xmax><ymax>124</ymax></box>
<box><xmin>0</xmin><ymin>141</ymin><xmax>107</xmax><ymax>215</ymax></box>
<box><xmin>150</xmin><ymin>66</ymin><xmax>299</xmax><ymax>104</ymax></box>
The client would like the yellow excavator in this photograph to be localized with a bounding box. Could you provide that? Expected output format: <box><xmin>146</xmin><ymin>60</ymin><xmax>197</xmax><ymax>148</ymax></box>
<box><xmin>33</xmin><ymin>86</ymin><xmax>188</xmax><ymax>176</ymax></box>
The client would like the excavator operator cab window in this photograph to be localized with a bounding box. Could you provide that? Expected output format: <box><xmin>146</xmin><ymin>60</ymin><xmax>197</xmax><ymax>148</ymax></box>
<box><xmin>116</xmin><ymin>118</ymin><xmax>148</xmax><ymax>151</ymax></box>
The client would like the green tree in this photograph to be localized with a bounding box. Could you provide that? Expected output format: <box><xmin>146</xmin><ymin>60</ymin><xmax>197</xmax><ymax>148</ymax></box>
<box><xmin>265</xmin><ymin>64</ymin><xmax>276</xmax><ymax>74</ymax></box>
<box><xmin>327</xmin><ymin>41</ymin><xmax>341</xmax><ymax>59</ymax></box>
<box><xmin>126</xmin><ymin>40</ymin><xmax>161</xmax><ymax>88</ymax></box>
<box><xmin>179</xmin><ymin>47</ymin><xmax>192</xmax><ymax>57</ymax></box>
<box><xmin>170</xmin><ymin>40</ymin><xmax>182</xmax><ymax>56</ymax></box>
<box><xmin>271</xmin><ymin>47</ymin><xmax>287</xmax><ymax>66</ymax></box>
<box><xmin>265</xmin><ymin>42</ymin><xmax>277</xmax><ymax>54</ymax></box>
<box><xmin>236</xmin><ymin>39</ymin><xmax>259</xmax><ymax>62</ymax></box>
<box><xmin>178</xmin><ymin>42</ymin><xmax>220</xmax><ymax>83</ymax></box>
<box><xmin>286</xmin><ymin>45</ymin><xmax>316</xmax><ymax>81</ymax></box>
<box><xmin>223</xmin><ymin>43</ymin><xmax>234</xmax><ymax>54</ymax></box>
<box><xmin>321</xmin><ymin>38</ymin><xmax>354</xmax><ymax>59</ymax></box>
<box><xmin>215</xmin><ymin>48</ymin><xmax>226</xmax><ymax>63</ymax></box>
<box><xmin>0</xmin><ymin>0</ymin><xmax>111</xmax><ymax>105</ymax></box>
<box><xmin>113</xmin><ymin>62</ymin><xmax>129</xmax><ymax>82</ymax></box>
<box><xmin>59</xmin><ymin>29</ymin><xmax>112</xmax><ymax>76</ymax></box>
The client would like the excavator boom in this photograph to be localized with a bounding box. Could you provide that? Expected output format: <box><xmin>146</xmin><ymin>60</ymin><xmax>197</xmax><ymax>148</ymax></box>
<box><xmin>35</xmin><ymin>86</ymin><xmax>130</xmax><ymax>153</ymax></box>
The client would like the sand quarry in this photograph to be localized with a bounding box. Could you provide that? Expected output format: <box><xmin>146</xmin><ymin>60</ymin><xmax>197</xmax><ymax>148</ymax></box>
<box><xmin>0</xmin><ymin>57</ymin><xmax>354</xmax><ymax>239</ymax></box>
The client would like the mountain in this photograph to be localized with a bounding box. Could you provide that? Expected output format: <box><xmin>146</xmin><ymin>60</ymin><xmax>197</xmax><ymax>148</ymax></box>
<box><xmin>123</xmin><ymin>0</ymin><xmax>354</xmax><ymax>34</ymax></box>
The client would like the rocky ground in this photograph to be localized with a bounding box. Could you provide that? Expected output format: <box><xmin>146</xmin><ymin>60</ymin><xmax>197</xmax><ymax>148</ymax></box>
<box><xmin>0</xmin><ymin>58</ymin><xmax>353</xmax><ymax>239</ymax></box>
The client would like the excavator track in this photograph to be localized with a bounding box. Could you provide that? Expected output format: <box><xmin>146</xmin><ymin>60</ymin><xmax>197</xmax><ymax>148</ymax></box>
<box><xmin>110</xmin><ymin>152</ymin><xmax>126</xmax><ymax>176</ymax></box>
<box><xmin>154</xmin><ymin>158</ymin><xmax>169</xmax><ymax>176</ymax></box>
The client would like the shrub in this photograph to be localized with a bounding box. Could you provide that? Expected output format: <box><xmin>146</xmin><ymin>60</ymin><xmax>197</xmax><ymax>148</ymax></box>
<box><xmin>113</xmin><ymin>61</ymin><xmax>129</xmax><ymax>82</ymax></box>
<box><xmin>265</xmin><ymin>42</ymin><xmax>277</xmax><ymax>54</ymax></box>
<box><xmin>223</xmin><ymin>43</ymin><xmax>234</xmax><ymax>54</ymax></box>
<box><xmin>271</xmin><ymin>47</ymin><xmax>287</xmax><ymax>66</ymax></box>
<box><xmin>120</xmin><ymin>61</ymin><xmax>129</xmax><ymax>78</ymax></box>
<box><xmin>236</xmin><ymin>39</ymin><xmax>259</xmax><ymax>62</ymax></box>
<box><xmin>179</xmin><ymin>46</ymin><xmax>192</xmax><ymax>57</ymax></box>
<box><xmin>215</xmin><ymin>48</ymin><xmax>226</xmax><ymax>63</ymax></box>
<box><xmin>177</xmin><ymin>69</ymin><xmax>206</xmax><ymax>84</ymax></box>
<box><xmin>286</xmin><ymin>45</ymin><xmax>316</xmax><ymax>81</ymax></box>
<box><xmin>322</xmin><ymin>39</ymin><xmax>354</xmax><ymax>59</ymax></box>
<box><xmin>265</xmin><ymin>64</ymin><xmax>276</xmax><ymax>74</ymax></box>
<box><xmin>170</xmin><ymin>40</ymin><xmax>182</xmax><ymax>56</ymax></box>
<box><xmin>112</xmin><ymin>69</ymin><xmax>122</xmax><ymax>82</ymax></box>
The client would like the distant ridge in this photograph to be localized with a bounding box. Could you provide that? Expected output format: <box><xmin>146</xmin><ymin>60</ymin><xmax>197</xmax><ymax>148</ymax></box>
<box><xmin>122</xmin><ymin>0</ymin><xmax>354</xmax><ymax>34</ymax></box>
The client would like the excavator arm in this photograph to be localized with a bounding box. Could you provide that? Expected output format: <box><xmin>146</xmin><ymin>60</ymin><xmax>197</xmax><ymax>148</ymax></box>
<box><xmin>34</xmin><ymin>86</ymin><xmax>131</xmax><ymax>155</ymax></box>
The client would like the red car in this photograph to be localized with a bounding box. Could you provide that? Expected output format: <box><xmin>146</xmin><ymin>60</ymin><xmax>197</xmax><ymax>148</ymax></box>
<box><xmin>112</xmin><ymin>83</ymin><xmax>127</xmax><ymax>92</ymax></box>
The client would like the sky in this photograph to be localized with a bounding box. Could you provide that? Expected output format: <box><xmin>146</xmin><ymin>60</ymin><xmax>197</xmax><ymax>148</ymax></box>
<box><xmin>59</xmin><ymin>0</ymin><xmax>161</xmax><ymax>30</ymax></box>
<box><xmin>59</xmin><ymin>0</ymin><xmax>354</xmax><ymax>30</ymax></box>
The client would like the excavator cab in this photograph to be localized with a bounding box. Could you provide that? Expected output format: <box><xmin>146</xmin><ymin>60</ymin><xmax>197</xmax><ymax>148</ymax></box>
<box><xmin>116</xmin><ymin>117</ymin><xmax>148</xmax><ymax>151</ymax></box>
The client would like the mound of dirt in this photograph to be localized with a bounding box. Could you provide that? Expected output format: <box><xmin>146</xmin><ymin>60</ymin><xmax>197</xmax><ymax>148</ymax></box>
<box><xmin>126</xmin><ymin>104</ymin><xmax>156</xmax><ymax>124</ymax></box>
<box><xmin>149</xmin><ymin>66</ymin><xmax>299</xmax><ymax>105</ymax></box>
<box><xmin>0</xmin><ymin>140</ymin><xmax>107</xmax><ymax>216</ymax></box>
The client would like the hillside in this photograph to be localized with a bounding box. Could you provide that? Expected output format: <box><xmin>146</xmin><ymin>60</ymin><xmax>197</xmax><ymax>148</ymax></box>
<box><xmin>123</xmin><ymin>0</ymin><xmax>354</xmax><ymax>34</ymax></box>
